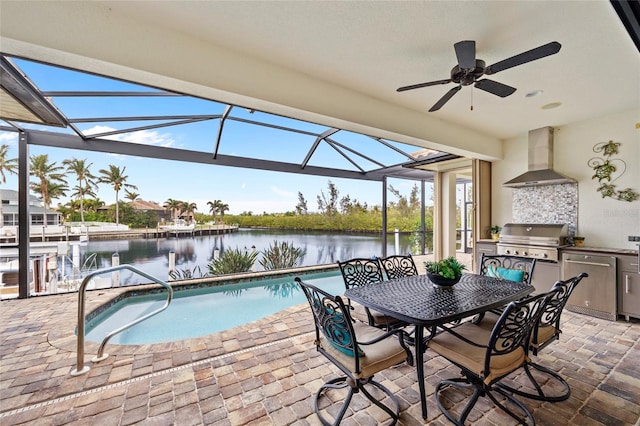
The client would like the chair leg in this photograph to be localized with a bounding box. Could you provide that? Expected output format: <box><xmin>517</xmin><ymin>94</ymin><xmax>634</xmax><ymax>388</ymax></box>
<box><xmin>315</xmin><ymin>377</ymin><xmax>354</xmax><ymax>426</ymax></box>
<box><xmin>435</xmin><ymin>377</ymin><xmax>483</xmax><ymax>426</ymax></box>
<box><xmin>498</xmin><ymin>362</ymin><xmax>571</xmax><ymax>402</ymax></box>
<box><xmin>488</xmin><ymin>387</ymin><xmax>535</xmax><ymax>425</ymax></box>
<box><xmin>315</xmin><ymin>376</ymin><xmax>400</xmax><ymax>426</ymax></box>
<box><xmin>359</xmin><ymin>377</ymin><xmax>400</xmax><ymax>423</ymax></box>
<box><xmin>436</xmin><ymin>376</ymin><xmax>536</xmax><ymax>426</ymax></box>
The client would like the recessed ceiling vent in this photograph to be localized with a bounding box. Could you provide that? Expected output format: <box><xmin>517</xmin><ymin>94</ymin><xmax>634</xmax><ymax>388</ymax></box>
<box><xmin>503</xmin><ymin>126</ymin><xmax>576</xmax><ymax>188</ymax></box>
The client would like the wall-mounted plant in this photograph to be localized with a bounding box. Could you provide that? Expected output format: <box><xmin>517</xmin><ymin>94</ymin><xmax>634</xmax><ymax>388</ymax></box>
<box><xmin>587</xmin><ymin>140</ymin><xmax>638</xmax><ymax>202</ymax></box>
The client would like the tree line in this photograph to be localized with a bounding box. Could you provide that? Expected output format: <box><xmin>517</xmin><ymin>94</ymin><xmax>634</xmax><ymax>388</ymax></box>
<box><xmin>1</xmin><ymin>145</ymin><xmax>440</xmax><ymax>233</ymax></box>
<box><xmin>0</xmin><ymin>146</ymin><xmax>232</xmax><ymax>228</ymax></box>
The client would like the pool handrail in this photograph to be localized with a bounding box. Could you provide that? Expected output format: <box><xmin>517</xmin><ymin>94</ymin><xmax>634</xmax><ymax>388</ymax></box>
<box><xmin>70</xmin><ymin>264</ymin><xmax>173</xmax><ymax>376</ymax></box>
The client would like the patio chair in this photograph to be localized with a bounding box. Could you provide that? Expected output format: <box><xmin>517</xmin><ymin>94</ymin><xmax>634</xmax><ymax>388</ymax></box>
<box><xmin>295</xmin><ymin>278</ymin><xmax>413</xmax><ymax>426</ymax></box>
<box><xmin>479</xmin><ymin>254</ymin><xmax>536</xmax><ymax>285</ymax></box>
<box><xmin>477</xmin><ymin>272</ymin><xmax>588</xmax><ymax>402</ymax></box>
<box><xmin>472</xmin><ymin>254</ymin><xmax>537</xmax><ymax>323</ymax></box>
<box><xmin>380</xmin><ymin>254</ymin><xmax>419</xmax><ymax>280</ymax></box>
<box><xmin>337</xmin><ymin>257</ymin><xmax>403</xmax><ymax>329</ymax></box>
<box><xmin>428</xmin><ymin>289</ymin><xmax>558</xmax><ymax>426</ymax></box>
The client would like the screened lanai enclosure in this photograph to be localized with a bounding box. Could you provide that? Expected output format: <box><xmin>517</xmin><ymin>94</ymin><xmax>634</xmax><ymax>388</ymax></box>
<box><xmin>0</xmin><ymin>54</ymin><xmax>475</xmax><ymax>298</ymax></box>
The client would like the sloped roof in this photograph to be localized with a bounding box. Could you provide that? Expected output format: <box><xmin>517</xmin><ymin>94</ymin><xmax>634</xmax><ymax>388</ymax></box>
<box><xmin>130</xmin><ymin>200</ymin><xmax>165</xmax><ymax>211</ymax></box>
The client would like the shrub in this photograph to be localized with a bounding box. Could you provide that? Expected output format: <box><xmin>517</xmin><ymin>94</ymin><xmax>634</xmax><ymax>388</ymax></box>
<box><xmin>169</xmin><ymin>265</ymin><xmax>207</xmax><ymax>281</ymax></box>
<box><xmin>258</xmin><ymin>240</ymin><xmax>307</xmax><ymax>270</ymax></box>
<box><xmin>208</xmin><ymin>247</ymin><xmax>259</xmax><ymax>275</ymax></box>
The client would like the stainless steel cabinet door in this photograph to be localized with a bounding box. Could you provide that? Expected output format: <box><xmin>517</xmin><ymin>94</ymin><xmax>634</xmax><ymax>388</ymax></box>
<box><xmin>563</xmin><ymin>253</ymin><xmax>617</xmax><ymax>320</ymax></box>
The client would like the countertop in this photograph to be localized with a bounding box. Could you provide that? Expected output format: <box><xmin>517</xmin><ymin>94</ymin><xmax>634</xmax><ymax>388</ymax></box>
<box><xmin>475</xmin><ymin>239</ymin><xmax>637</xmax><ymax>256</ymax></box>
<box><xmin>561</xmin><ymin>246</ymin><xmax>638</xmax><ymax>256</ymax></box>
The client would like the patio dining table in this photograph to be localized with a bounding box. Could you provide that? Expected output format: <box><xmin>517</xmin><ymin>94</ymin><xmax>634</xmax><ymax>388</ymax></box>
<box><xmin>344</xmin><ymin>272</ymin><xmax>534</xmax><ymax>420</ymax></box>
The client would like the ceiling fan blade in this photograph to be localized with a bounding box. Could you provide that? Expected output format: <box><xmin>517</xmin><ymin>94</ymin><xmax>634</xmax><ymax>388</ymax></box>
<box><xmin>485</xmin><ymin>41</ymin><xmax>561</xmax><ymax>75</ymax></box>
<box><xmin>429</xmin><ymin>85</ymin><xmax>462</xmax><ymax>112</ymax></box>
<box><xmin>475</xmin><ymin>79</ymin><xmax>517</xmax><ymax>97</ymax></box>
<box><xmin>397</xmin><ymin>79</ymin><xmax>452</xmax><ymax>92</ymax></box>
<box><xmin>454</xmin><ymin>40</ymin><xmax>476</xmax><ymax>70</ymax></box>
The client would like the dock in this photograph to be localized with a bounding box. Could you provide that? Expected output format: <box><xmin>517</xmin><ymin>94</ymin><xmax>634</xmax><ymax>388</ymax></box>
<box><xmin>0</xmin><ymin>224</ymin><xmax>238</xmax><ymax>243</ymax></box>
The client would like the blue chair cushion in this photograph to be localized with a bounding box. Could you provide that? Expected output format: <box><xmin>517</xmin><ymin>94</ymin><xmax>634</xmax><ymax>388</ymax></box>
<box><xmin>486</xmin><ymin>265</ymin><xmax>525</xmax><ymax>283</ymax></box>
<box><xmin>321</xmin><ymin>305</ymin><xmax>366</xmax><ymax>357</ymax></box>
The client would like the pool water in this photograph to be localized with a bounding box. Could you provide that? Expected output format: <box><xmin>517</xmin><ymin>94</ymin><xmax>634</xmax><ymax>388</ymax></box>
<box><xmin>85</xmin><ymin>271</ymin><xmax>344</xmax><ymax>345</ymax></box>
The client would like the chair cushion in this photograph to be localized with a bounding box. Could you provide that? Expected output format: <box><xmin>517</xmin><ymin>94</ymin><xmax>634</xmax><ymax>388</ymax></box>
<box><xmin>428</xmin><ymin>322</ymin><xmax>525</xmax><ymax>384</ymax></box>
<box><xmin>320</xmin><ymin>307</ymin><xmax>365</xmax><ymax>357</ymax></box>
<box><xmin>486</xmin><ymin>265</ymin><xmax>525</xmax><ymax>283</ymax></box>
<box><xmin>320</xmin><ymin>321</ymin><xmax>408</xmax><ymax>379</ymax></box>
<box><xmin>532</xmin><ymin>325</ymin><xmax>559</xmax><ymax>348</ymax></box>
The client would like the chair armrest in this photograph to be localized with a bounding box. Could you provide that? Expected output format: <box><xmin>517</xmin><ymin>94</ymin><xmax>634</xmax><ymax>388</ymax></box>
<box><xmin>357</xmin><ymin>325</ymin><xmax>414</xmax><ymax>367</ymax></box>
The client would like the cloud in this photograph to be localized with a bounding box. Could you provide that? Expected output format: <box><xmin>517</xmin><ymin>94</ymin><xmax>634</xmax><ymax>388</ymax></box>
<box><xmin>124</xmin><ymin>130</ymin><xmax>175</xmax><ymax>148</ymax></box>
<box><xmin>0</xmin><ymin>132</ymin><xmax>18</xmax><ymax>144</ymax></box>
<box><xmin>83</xmin><ymin>125</ymin><xmax>176</xmax><ymax>148</ymax></box>
<box><xmin>270</xmin><ymin>186</ymin><xmax>295</xmax><ymax>198</ymax></box>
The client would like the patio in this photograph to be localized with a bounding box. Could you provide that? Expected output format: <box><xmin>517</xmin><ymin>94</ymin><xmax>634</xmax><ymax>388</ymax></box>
<box><xmin>1</xmin><ymin>259</ymin><xmax>639</xmax><ymax>426</ymax></box>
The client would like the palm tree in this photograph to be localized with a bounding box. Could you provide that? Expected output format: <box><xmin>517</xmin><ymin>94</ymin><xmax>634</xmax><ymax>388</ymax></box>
<box><xmin>69</xmin><ymin>184</ymin><xmax>97</xmax><ymax>219</ymax></box>
<box><xmin>207</xmin><ymin>200</ymin><xmax>220</xmax><ymax>223</ymax></box>
<box><xmin>0</xmin><ymin>144</ymin><xmax>19</xmax><ymax>227</ymax></box>
<box><xmin>125</xmin><ymin>189</ymin><xmax>140</xmax><ymax>203</ymax></box>
<box><xmin>98</xmin><ymin>164</ymin><xmax>137</xmax><ymax>226</ymax></box>
<box><xmin>164</xmin><ymin>198</ymin><xmax>182</xmax><ymax>222</ymax></box>
<box><xmin>84</xmin><ymin>197</ymin><xmax>105</xmax><ymax>213</ymax></box>
<box><xmin>45</xmin><ymin>180</ymin><xmax>68</xmax><ymax>206</ymax></box>
<box><xmin>63</xmin><ymin>158</ymin><xmax>96</xmax><ymax>224</ymax></box>
<box><xmin>29</xmin><ymin>154</ymin><xmax>67</xmax><ymax>227</ymax></box>
<box><xmin>0</xmin><ymin>144</ymin><xmax>18</xmax><ymax>184</ymax></box>
<box><xmin>216</xmin><ymin>201</ymin><xmax>229</xmax><ymax>223</ymax></box>
<box><xmin>30</xmin><ymin>179</ymin><xmax>68</xmax><ymax>226</ymax></box>
<box><xmin>182</xmin><ymin>201</ymin><xmax>197</xmax><ymax>224</ymax></box>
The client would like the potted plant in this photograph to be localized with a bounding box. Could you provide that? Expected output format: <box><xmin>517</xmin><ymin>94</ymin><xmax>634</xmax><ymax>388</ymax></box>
<box><xmin>424</xmin><ymin>256</ymin><xmax>467</xmax><ymax>287</ymax></box>
<box><xmin>490</xmin><ymin>225</ymin><xmax>501</xmax><ymax>241</ymax></box>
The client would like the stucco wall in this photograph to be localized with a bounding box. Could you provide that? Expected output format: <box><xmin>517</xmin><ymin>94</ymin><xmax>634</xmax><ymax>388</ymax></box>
<box><xmin>492</xmin><ymin>108</ymin><xmax>639</xmax><ymax>250</ymax></box>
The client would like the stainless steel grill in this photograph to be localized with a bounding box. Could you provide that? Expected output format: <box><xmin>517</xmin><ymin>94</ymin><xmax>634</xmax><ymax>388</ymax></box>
<box><xmin>497</xmin><ymin>223</ymin><xmax>568</xmax><ymax>262</ymax></box>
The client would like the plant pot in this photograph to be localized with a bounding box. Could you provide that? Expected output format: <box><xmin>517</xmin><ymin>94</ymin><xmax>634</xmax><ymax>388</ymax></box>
<box><xmin>491</xmin><ymin>233</ymin><xmax>500</xmax><ymax>241</ymax></box>
<box><xmin>427</xmin><ymin>273</ymin><xmax>461</xmax><ymax>288</ymax></box>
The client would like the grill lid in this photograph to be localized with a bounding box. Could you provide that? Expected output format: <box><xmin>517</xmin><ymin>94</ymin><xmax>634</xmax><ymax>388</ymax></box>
<box><xmin>499</xmin><ymin>223</ymin><xmax>568</xmax><ymax>247</ymax></box>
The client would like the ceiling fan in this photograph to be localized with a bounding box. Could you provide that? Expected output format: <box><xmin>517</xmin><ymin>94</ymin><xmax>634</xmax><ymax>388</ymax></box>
<box><xmin>397</xmin><ymin>40</ymin><xmax>561</xmax><ymax>112</ymax></box>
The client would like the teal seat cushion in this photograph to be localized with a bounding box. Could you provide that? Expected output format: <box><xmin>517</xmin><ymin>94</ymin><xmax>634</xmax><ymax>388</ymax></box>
<box><xmin>320</xmin><ymin>305</ymin><xmax>366</xmax><ymax>357</ymax></box>
<box><xmin>486</xmin><ymin>265</ymin><xmax>525</xmax><ymax>283</ymax></box>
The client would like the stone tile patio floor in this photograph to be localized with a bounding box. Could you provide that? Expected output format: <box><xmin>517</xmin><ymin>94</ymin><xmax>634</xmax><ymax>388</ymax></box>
<box><xmin>1</xmin><ymin>276</ymin><xmax>639</xmax><ymax>425</ymax></box>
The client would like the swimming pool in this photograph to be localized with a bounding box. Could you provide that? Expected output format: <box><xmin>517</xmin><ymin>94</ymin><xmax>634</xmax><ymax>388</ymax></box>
<box><xmin>84</xmin><ymin>271</ymin><xmax>344</xmax><ymax>345</ymax></box>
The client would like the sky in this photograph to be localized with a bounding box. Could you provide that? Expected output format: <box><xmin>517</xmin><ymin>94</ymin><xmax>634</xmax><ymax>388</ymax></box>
<box><xmin>1</xmin><ymin>57</ymin><xmax>436</xmax><ymax>215</ymax></box>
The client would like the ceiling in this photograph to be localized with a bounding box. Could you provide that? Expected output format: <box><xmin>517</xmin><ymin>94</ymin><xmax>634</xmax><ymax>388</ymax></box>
<box><xmin>1</xmin><ymin>1</ymin><xmax>638</xmax><ymax>161</ymax></box>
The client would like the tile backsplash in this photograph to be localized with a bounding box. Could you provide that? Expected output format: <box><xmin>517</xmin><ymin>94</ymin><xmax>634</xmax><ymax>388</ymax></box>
<box><xmin>512</xmin><ymin>183</ymin><xmax>578</xmax><ymax>237</ymax></box>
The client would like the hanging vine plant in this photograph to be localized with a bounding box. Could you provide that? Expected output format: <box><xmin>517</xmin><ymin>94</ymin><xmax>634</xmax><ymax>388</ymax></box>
<box><xmin>587</xmin><ymin>140</ymin><xmax>638</xmax><ymax>202</ymax></box>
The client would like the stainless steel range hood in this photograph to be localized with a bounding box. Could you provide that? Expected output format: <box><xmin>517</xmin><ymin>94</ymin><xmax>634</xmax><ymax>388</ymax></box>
<box><xmin>503</xmin><ymin>126</ymin><xmax>576</xmax><ymax>187</ymax></box>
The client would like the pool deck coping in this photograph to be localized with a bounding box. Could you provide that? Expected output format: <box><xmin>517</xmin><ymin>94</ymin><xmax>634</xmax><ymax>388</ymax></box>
<box><xmin>48</xmin><ymin>264</ymin><xmax>341</xmax><ymax>356</ymax></box>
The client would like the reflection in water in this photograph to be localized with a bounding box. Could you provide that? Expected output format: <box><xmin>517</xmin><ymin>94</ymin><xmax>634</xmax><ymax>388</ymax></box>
<box><xmin>222</xmin><ymin>287</ymin><xmax>247</xmax><ymax>297</ymax></box>
<box><xmin>77</xmin><ymin>228</ymin><xmax>421</xmax><ymax>284</ymax></box>
<box><xmin>263</xmin><ymin>281</ymin><xmax>300</xmax><ymax>299</ymax></box>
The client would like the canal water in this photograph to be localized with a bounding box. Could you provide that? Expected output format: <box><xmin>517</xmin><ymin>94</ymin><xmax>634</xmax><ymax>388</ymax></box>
<box><xmin>76</xmin><ymin>228</ymin><xmax>428</xmax><ymax>285</ymax></box>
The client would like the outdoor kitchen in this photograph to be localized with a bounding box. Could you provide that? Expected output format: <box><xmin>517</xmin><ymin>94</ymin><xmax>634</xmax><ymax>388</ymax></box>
<box><xmin>477</xmin><ymin>121</ymin><xmax>639</xmax><ymax>322</ymax></box>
